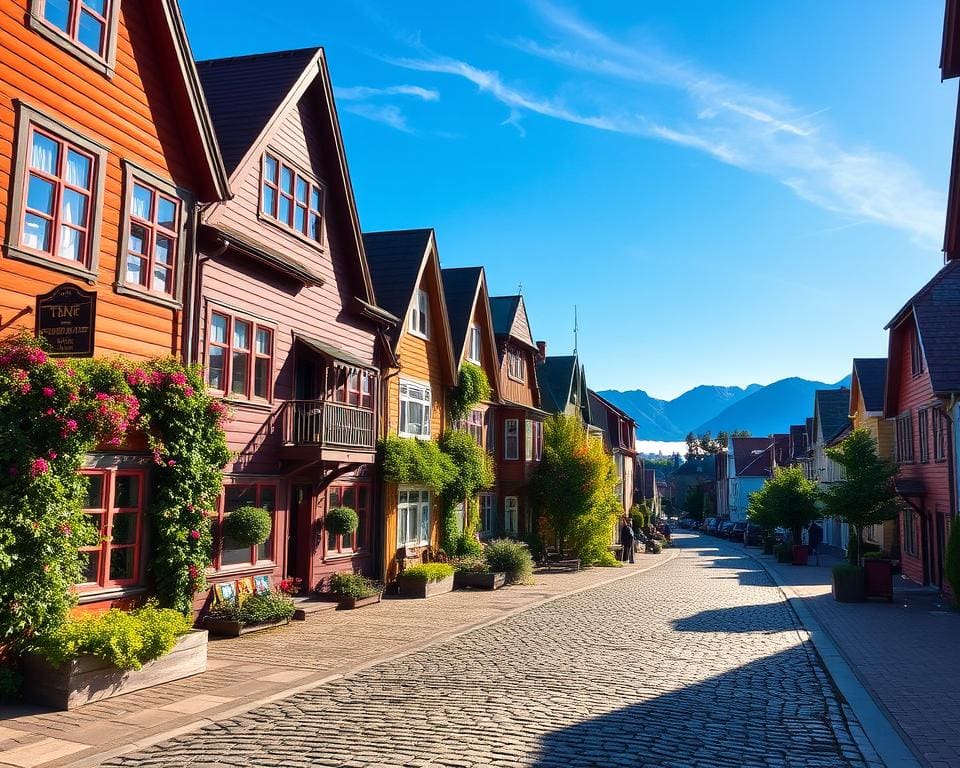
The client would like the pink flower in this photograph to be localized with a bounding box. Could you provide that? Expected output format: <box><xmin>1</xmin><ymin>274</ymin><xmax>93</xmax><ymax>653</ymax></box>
<box><xmin>68</xmin><ymin>393</ymin><xmax>79</xmax><ymax>403</ymax></box>
<box><xmin>183</xmin><ymin>386</ymin><xmax>194</xmax><ymax>397</ymax></box>
<box><xmin>29</xmin><ymin>458</ymin><xmax>49</xmax><ymax>477</ymax></box>
<box><xmin>167</xmin><ymin>459</ymin><xmax>176</xmax><ymax>467</ymax></box>
<box><xmin>189</xmin><ymin>529</ymin><xmax>200</xmax><ymax>541</ymax></box>
<box><xmin>201</xmin><ymin>509</ymin><xmax>210</xmax><ymax>519</ymax></box>
<box><xmin>27</xmin><ymin>350</ymin><xmax>47</xmax><ymax>364</ymax></box>
<box><xmin>126</xmin><ymin>368</ymin><xmax>148</xmax><ymax>386</ymax></box>
<box><xmin>152</xmin><ymin>448</ymin><xmax>163</xmax><ymax>465</ymax></box>
<box><xmin>41</xmin><ymin>386</ymin><xmax>55</xmax><ymax>398</ymax></box>
<box><xmin>44</xmin><ymin>408</ymin><xmax>55</xmax><ymax>416</ymax></box>
<box><xmin>169</xmin><ymin>372</ymin><xmax>187</xmax><ymax>386</ymax></box>
<box><xmin>47</xmin><ymin>450</ymin><xmax>57</xmax><ymax>460</ymax></box>
<box><xmin>95</xmin><ymin>392</ymin><xmax>109</xmax><ymax>401</ymax></box>
<box><xmin>64</xmin><ymin>418</ymin><xmax>78</xmax><ymax>432</ymax></box>
<box><xmin>59</xmin><ymin>523</ymin><xmax>72</xmax><ymax>536</ymax></box>
<box><xmin>188</xmin><ymin>564</ymin><xmax>199</xmax><ymax>579</ymax></box>
<box><xmin>19</xmin><ymin>383</ymin><xmax>31</xmax><ymax>395</ymax></box>
<box><xmin>186</xmin><ymin>503</ymin><xmax>195</xmax><ymax>512</ymax></box>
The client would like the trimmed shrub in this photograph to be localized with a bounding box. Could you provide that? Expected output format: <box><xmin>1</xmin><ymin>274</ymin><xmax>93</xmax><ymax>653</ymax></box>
<box><xmin>594</xmin><ymin>550</ymin><xmax>623</xmax><ymax>567</ymax></box>
<box><xmin>34</xmin><ymin>602</ymin><xmax>192</xmax><ymax>670</ymax></box>
<box><xmin>325</xmin><ymin>506</ymin><xmax>359</xmax><ymax>536</ymax></box>
<box><xmin>484</xmin><ymin>539</ymin><xmax>534</xmax><ymax>584</ymax></box>
<box><xmin>401</xmin><ymin>563</ymin><xmax>455</xmax><ymax>582</ymax></box>
<box><xmin>208</xmin><ymin>591</ymin><xmax>295</xmax><ymax>626</ymax></box>
<box><xmin>329</xmin><ymin>572</ymin><xmax>382</xmax><ymax>599</ymax></box>
<box><xmin>223</xmin><ymin>506</ymin><xmax>272</xmax><ymax>547</ymax></box>
<box><xmin>453</xmin><ymin>556</ymin><xmax>491</xmax><ymax>574</ymax></box>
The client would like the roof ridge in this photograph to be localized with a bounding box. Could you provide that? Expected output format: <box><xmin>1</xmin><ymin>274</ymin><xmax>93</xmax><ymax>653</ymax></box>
<box><xmin>196</xmin><ymin>47</ymin><xmax>322</xmax><ymax>66</ymax></box>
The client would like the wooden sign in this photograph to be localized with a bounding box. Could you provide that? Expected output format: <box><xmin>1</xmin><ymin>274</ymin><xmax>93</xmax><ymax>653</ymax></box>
<box><xmin>35</xmin><ymin>283</ymin><xmax>96</xmax><ymax>357</ymax></box>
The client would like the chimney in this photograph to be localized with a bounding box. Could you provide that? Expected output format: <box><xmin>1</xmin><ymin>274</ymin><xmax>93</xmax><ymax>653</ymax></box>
<box><xmin>536</xmin><ymin>340</ymin><xmax>547</xmax><ymax>362</ymax></box>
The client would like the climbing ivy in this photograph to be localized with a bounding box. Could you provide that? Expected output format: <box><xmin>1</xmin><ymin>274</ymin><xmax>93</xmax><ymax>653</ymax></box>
<box><xmin>449</xmin><ymin>363</ymin><xmax>491</xmax><ymax>423</ymax></box>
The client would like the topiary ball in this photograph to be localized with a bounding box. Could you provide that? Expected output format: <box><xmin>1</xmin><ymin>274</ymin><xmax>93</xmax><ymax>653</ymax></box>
<box><xmin>325</xmin><ymin>506</ymin><xmax>359</xmax><ymax>535</ymax></box>
<box><xmin>223</xmin><ymin>506</ymin><xmax>272</xmax><ymax>547</ymax></box>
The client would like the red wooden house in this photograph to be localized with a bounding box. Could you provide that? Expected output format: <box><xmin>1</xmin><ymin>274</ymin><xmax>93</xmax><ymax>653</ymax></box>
<box><xmin>192</xmin><ymin>48</ymin><xmax>396</xmax><ymax>604</ymax></box>
<box><xmin>884</xmin><ymin>260</ymin><xmax>960</xmax><ymax>591</ymax></box>
<box><xmin>488</xmin><ymin>295</ymin><xmax>547</xmax><ymax>538</ymax></box>
<box><xmin>587</xmin><ymin>389</ymin><xmax>638</xmax><ymax>515</ymax></box>
<box><xmin>0</xmin><ymin>0</ymin><xmax>228</xmax><ymax>612</ymax></box>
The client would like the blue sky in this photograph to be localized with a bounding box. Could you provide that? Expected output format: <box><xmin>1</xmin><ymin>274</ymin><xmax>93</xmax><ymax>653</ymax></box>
<box><xmin>181</xmin><ymin>1</ymin><xmax>955</xmax><ymax>400</ymax></box>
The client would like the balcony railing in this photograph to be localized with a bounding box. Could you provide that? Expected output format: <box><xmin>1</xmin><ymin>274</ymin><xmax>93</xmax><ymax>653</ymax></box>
<box><xmin>281</xmin><ymin>400</ymin><xmax>375</xmax><ymax>450</ymax></box>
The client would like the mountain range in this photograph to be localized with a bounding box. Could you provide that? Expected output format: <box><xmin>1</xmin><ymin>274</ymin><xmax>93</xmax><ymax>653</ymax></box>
<box><xmin>598</xmin><ymin>376</ymin><xmax>852</xmax><ymax>442</ymax></box>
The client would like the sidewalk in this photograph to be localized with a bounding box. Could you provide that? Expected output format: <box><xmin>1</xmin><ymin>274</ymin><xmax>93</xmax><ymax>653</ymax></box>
<box><xmin>742</xmin><ymin>540</ymin><xmax>960</xmax><ymax>768</ymax></box>
<box><xmin>0</xmin><ymin>550</ymin><xmax>678</xmax><ymax>768</ymax></box>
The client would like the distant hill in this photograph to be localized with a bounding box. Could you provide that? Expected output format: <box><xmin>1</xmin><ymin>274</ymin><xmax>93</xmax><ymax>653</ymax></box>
<box><xmin>600</xmin><ymin>376</ymin><xmax>848</xmax><ymax>441</ymax></box>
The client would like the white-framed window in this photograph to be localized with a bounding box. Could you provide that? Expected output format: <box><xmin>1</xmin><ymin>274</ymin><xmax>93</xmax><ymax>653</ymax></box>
<box><xmin>504</xmin><ymin>419</ymin><xmax>519</xmax><ymax>460</ymax></box>
<box><xmin>525</xmin><ymin>420</ymin><xmax>534</xmax><ymax>461</ymax></box>
<box><xmin>409</xmin><ymin>288</ymin><xmax>429</xmax><ymax>339</ymax></box>
<box><xmin>397</xmin><ymin>487</ymin><xmax>431</xmax><ymax>547</ymax></box>
<box><xmin>504</xmin><ymin>496</ymin><xmax>519</xmax><ymax>535</ymax></box>
<box><xmin>467</xmin><ymin>324</ymin><xmax>481</xmax><ymax>364</ymax></box>
<box><xmin>399</xmin><ymin>379</ymin><xmax>431</xmax><ymax>438</ymax></box>
<box><xmin>532</xmin><ymin>420</ymin><xmax>543</xmax><ymax>461</ymax></box>
<box><xmin>507</xmin><ymin>349</ymin><xmax>525</xmax><ymax>381</ymax></box>
<box><xmin>479</xmin><ymin>493</ymin><xmax>495</xmax><ymax>535</ymax></box>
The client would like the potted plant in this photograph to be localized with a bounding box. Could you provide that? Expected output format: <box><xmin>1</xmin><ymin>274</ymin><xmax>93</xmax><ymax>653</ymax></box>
<box><xmin>747</xmin><ymin>469</ymin><xmax>816</xmax><ymax>565</ymax></box>
<box><xmin>761</xmin><ymin>535</ymin><xmax>776</xmax><ymax>555</ymax></box>
<box><xmin>204</xmin><ymin>590</ymin><xmax>295</xmax><ymax>636</ymax></box>
<box><xmin>223</xmin><ymin>505</ymin><xmax>272</xmax><ymax>548</ymax></box>
<box><xmin>397</xmin><ymin>563</ymin><xmax>456</xmax><ymax>598</ymax></box>
<box><xmin>325</xmin><ymin>506</ymin><xmax>359</xmax><ymax>538</ymax></box>
<box><xmin>862</xmin><ymin>551</ymin><xmax>894</xmax><ymax>602</ymax></box>
<box><xmin>832</xmin><ymin>564</ymin><xmax>866</xmax><ymax>603</ymax></box>
<box><xmin>775</xmin><ymin>543</ymin><xmax>792</xmax><ymax>563</ymax></box>
<box><xmin>484</xmin><ymin>539</ymin><xmax>535</xmax><ymax>584</ymax></box>
<box><xmin>453</xmin><ymin>556</ymin><xmax>506</xmax><ymax>590</ymax></box>
<box><xmin>329</xmin><ymin>572</ymin><xmax>384</xmax><ymax>609</ymax></box>
<box><xmin>23</xmin><ymin>602</ymin><xmax>206</xmax><ymax>710</ymax></box>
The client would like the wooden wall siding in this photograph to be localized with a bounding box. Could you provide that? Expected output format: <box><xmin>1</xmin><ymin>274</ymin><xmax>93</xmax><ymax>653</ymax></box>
<box><xmin>498</xmin><ymin>342</ymin><xmax>538</xmax><ymax>406</ymax></box>
<box><xmin>509</xmin><ymin>297</ymin><xmax>534</xmax><ymax>347</ymax></box>
<box><xmin>0</xmin><ymin>1</ymin><xmax>203</xmax><ymax>359</ymax></box>
<box><xmin>891</xmin><ymin>321</ymin><xmax>952</xmax><ymax>586</ymax></box>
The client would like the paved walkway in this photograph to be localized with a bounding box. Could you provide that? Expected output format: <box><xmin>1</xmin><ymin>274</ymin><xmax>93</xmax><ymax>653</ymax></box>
<box><xmin>721</xmin><ymin>534</ymin><xmax>960</xmax><ymax>768</ymax></box>
<box><xmin>0</xmin><ymin>552</ymin><xmax>677</xmax><ymax>768</ymax></box>
<box><xmin>94</xmin><ymin>540</ymin><xmax>864</xmax><ymax>767</ymax></box>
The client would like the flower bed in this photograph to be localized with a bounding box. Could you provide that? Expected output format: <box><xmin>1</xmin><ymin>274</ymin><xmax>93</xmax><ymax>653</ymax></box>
<box><xmin>205</xmin><ymin>590</ymin><xmax>295</xmax><ymax>636</ymax></box>
<box><xmin>329</xmin><ymin>572</ymin><xmax>383</xmax><ymax>610</ymax></box>
<box><xmin>397</xmin><ymin>563</ymin><xmax>455</xmax><ymax>598</ymax></box>
<box><xmin>453</xmin><ymin>556</ymin><xmax>506</xmax><ymax>590</ymax></box>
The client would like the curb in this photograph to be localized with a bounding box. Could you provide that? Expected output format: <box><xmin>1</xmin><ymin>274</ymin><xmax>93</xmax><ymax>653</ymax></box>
<box><xmin>740</xmin><ymin>544</ymin><xmax>920</xmax><ymax>768</ymax></box>
<box><xmin>61</xmin><ymin>548</ymin><xmax>681</xmax><ymax>768</ymax></box>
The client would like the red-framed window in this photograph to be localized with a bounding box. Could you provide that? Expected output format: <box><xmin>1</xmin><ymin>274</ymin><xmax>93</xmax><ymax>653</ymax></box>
<box><xmin>125</xmin><ymin>180</ymin><xmax>180</xmax><ymax>296</ymax></box>
<box><xmin>261</xmin><ymin>152</ymin><xmax>324</xmax><ymax>243</ymax></box>
<box><xmin>332</xmin><ymin>366</ymin><xmax>376</xmax><ymax>409</ymax></box>
<box><xmin>21</xmin><ymin>126</ymin><xmax>95</xmax><ymax>266</ymax></box>
<box><xmin>78</xmin><ymin>469</ymin><xmax>145</xmax><ymax>590</ymax></box>
<box><xmin>215</xmin><ymin>483</ymin><xmax>277</xmax><ymax>569</ymax></box>
<box><xmin>40</xmin><ymin>0</ymin><xmax>112</xmax><ymax>57</ymax></box>
<box><xmin>326</xmin><ymin>483</ymin><xmax>369</xmax><ymax>555</ymax></box>
<box><xmin>206</xmin><ymin>310</ymin><xmax>274</xmax><ymax>401</ymax></box>
<box><xmin>457</xmin><ymin>408</ymin><xmax>483</xmax><ymax>447</ymax></box>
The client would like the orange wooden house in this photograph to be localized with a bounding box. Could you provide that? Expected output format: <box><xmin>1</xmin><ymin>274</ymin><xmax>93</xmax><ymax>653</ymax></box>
<box><xmin>363</xmin><ymin>229</ymin><xmax>458</xmax><ymax>580</ymax></box>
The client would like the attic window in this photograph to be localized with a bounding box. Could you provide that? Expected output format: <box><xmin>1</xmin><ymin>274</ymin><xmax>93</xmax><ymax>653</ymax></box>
<box><xmin>910</xmin><ymin>328</ymin><xmax>924</xmax><ymax>377</ymax></box>
<box><xmin>507</xmin><ymin>349</ymin><xmax>525</xmax><ymax>382</ymax></box>
<box><xmin>467</xmin><ymin>324</ymin><xmax>481</xmax><ymax>364</ymax></box>
<box><xmin>261</xmin><ymin>152</ymin><xmax>324</xmax><ymax>244</ymax></box>
<box><xmin>409</xmin><ymin>289</ymin><xmax>429</xmax><ymax>339</ymax></box>
<box><xmin>30</xmin><ymin>0</ymin><xmax>120</xmax><ymax>76</ymax></box>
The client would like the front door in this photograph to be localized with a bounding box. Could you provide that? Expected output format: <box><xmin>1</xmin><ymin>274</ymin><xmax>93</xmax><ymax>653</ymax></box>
<box><xmin>288</xmin><ymin>484</ymin><xmax>313</xmax><ymax>587</ymax></box>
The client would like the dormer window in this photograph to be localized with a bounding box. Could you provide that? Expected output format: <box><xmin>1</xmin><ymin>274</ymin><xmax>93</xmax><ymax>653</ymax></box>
<box><xmin>29</xmin><ymin>0</ymin><xmax>120</xmax><ymax>76</ymax></box>
<box><xmin>409</xmin><ymin>288</ymin><xmax>429</xmax><ymax>339</ymax></box>
<box><xmin>260</xmin><ymin>152</ymin><xmax>324</xmax><ymax>244</ymax></box>
<box><xmin>467</xmin><ymin>324</ymin><xmax>481</xmax><ymax>364</ymax></box>
<box><xmin>507</xmin><ymin>349</ymin><xmax>525</xmax><ymax>382</ymax></box>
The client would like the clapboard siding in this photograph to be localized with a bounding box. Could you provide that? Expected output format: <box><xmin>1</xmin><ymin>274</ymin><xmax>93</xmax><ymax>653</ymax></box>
<box><xmin>498</xmin><ymin>342</ymin><xmax>538</xmax><ymax>406</ymax></box>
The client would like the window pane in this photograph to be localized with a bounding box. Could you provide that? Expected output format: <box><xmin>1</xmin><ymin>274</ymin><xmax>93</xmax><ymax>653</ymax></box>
<box><xmin>22</xmin><ymin>214</ymin><xmax>51</xmax><ymax>252</ymax></box>
<box><xmin>310</xmin><ymin>188</ymin><xmax>321</xmax><ymax>211</ymax></box>
<box><xmin>208</xmin><ymin>347</ymin><xmax>224</xmax><ymax>389</ymax></box>
<box><xmin>210</xmin><ymin>313</ymin><xmax>228</xmax><ymax>344</ymax></box>
<box><xmin>309</xmin><ymin>212</ymin><xmax>320</xmax><ymax>241</ymax></box>
<box><xmin>220</xmin><ymin>538</ymin><xmax>251</xmax><ymax>566</ymax></box>
<box><xmin>58</xmin><ymin>226</ymin><xmax>83</xmax><ymax>262</ymax></box>
<box><xmin>155</xmin><ymin>235</ymin><xmax>173</xmax><ymax>265</ymax></box>
<box><xmin>61</xmin><ymin>189</ymin><xmax>87</xmax><ymax>226</ymax></box>
<box><xmin>114</xmin><ymin>474</ymin><xmax>140</xmax><ymax>508</ymax></box>
<box><xmin>231</xmin><ymin>352</ymin><xmax>250</xmax><ymax>395</ymax></box>
<box><xmin>66</xmin><ymin>150</ymin><xmax>91</xmax><ymax>189</ymax></box>
<box><xmin>264</xmin><ymin>155</ymin><xmax>278</xmax><ymax>183</ymax></box>
<box><xmin>420</xmin><ymin>501</ymin><xmax>430</xmax><ymax>542</ymax></box>
<box><xmin>295</xmin><ymin>177</ymin><xmax>308</xmax><ymax>204</ymax></box>
<box><xmin>27</xmin><ymin>176</ymin><xmax>55</xmax><ymax>214</ymax></box>
<box><xmin>254</xmin><ymin>357</ymin><xmax>269</xmax><ymax>399</ymax></box>
<box><xmin>280</xmin><ymin>166</ymin><xmax>293</xmax><ymax>193</ymax></box>
<box><xmin>126</xmin><ymin>254</ymin><xmax>145</xmax><ymax>286</ymax></box>
<box><xmin>279</xmin><ymin>195</ymin><xmax>291</xmax><ymax>225</ymax></box>
<box><xmin>157</xmin><ymin>197</ymin><xmax>177</xmax><ymax>230</ymax></box>
<box><xmin>152</xmin><ymin>264</ymin><xmax>170</xmax><ymax>294</ymax></box>
<box><xmin>112</xmin><ymin>513</ymin><xmax>137</xmax><ymax>545</ymax></box>
<box><xmin>255</xmin><ymin>328</ymin><xmax>271</xmax><ymax>356</ymax></box>
<box><xmin>132</xmin><ymin>184</ymin><xmax>152</xmax><ymax>220</ymax></box>
<box><xmin>82</xmin><ymin>551</ymin><xmax>100</xmax><ymax>583</ymax></box>
<box><xmin>109</xmin><ymin>547</ymin><xmax>135</xmax><ymax>580</ymax></box>
<box><xmin>294</xmin><ymin>204</ymin><xmax>306</xmax><ymax>233</ymax></box>
<box><xmin>233</xmin><ymin>320</ymin><xmax>250</xmax><ymax>350</ymax></box>
<box><xmin>84</xmin><ymin>475</ymin><xmax>104</xmax><ymax>508</ymax></box>
<box><xmin>42</xmin><ymin>0</ymin><xmax>70</xmax><ymax>31</ymax></box>
<box><xmin>77</xmin><ymin>11</ymin><xmax>105</xmax><ymax>54</ymax></box>
<box><xmin>225</xmin><ymin>485</ymin><xmax>254</xmax><ymax>512</ymax></box>
<box><xmin>30</xmin><ymin>132</ymin><xmax>58</xmax><ymax>173</ymax></box>
<box><xmin>129</xmin><ymin>222</ymin><xmax>148</xmax><ymax>255</ymax></box>
<box><xmin>263</xmin><ymin>186</ymin><xmax>276</xmax><ymax>217</ymax></box>
<box><xmin>83</xmin><ymin>0</ymin><xmax>107</xmax><ymax>15</ymax></box>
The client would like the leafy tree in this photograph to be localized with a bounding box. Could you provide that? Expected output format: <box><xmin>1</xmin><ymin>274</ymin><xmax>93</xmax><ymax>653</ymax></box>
<box><xmin>686</xmin><ymin>431</ymin><xmax>741</xmax><ymax>458</ymax></box>
<box><xmin>752</xmin><ymin>465</ymin><xmax>818</xmax><ymax>544</ymax></box>
<box><xmin>732</xmin><ymin>429</ymin><xmax>751</xmax><ymax>438</ymax></box>
<box><xmin>821</xmin><ymin>428</ymin><xmax>901</xmax><ymax>566</ymax></box>
<box><xmin>746</xmin><ymin>481</ymin><xmax>778</xmax><ymax>532</ymax></box>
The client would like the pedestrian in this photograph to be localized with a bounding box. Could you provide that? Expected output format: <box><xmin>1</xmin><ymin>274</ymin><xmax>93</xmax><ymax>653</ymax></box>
<box><xmin>620</xmin><ymin>516</ymin><xmax>635</xmax><ymax>563</ymax></box>
<box><xmin>808</xmin><ymin>520</ymin><xmax>823</xmax><ymax>565</ymax></box>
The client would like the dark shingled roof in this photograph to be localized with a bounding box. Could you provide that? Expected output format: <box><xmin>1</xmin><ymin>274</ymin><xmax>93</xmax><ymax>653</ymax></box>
<box><xmin>671</xmin><ymin>455</ymin><xmax>717</xmax><ymax>479</ymax></box>
<box><xmin>362</xmin><ymin>229</ymin><xmax>433</xmax><ymax>345</ymax></box>
<box><xmin>489</xmin><ymin>296</ymin><xmax>520</xmax><ymax>337</ymax></box>
<box><xmin>887</xmin><ymin>260</ymin><xmax>960</xmax><ymax>394</ymax></box>
<box><xmin>731</xmin><ymin>437</ymin><xmax>773</xmax><ymax>477</ymax></box>
<box><xmin>815</xmin><ymin>389</ymin><xmax>850</xmax><ymax>443</ymax></box>
<box><xmin>789</xmin><ymin>424</ymin><xmax>808</xmax><ymax>460</ymax></box>
<box><xmin>852</xmin><ymin>358</ymin><xmax>887</xmax><ymax>413</ymax></box>
<box><xmin>537</xmin><ymin>356</ymin><xmax>577</xmax><ymax>414</ymax></box>
<box><xmin>197</xmin><ymin>48</ymin><xmax>320</xmax><ymax>175</ymax></box>
<box><xmin>441</xmin><ymin>267</ymin><xmax>482</xmax><ymax>363</ymax></box>
<box><xmin>587</xmin><ymin>391</ymin><xmax>611</xmax><ymax>447</ymax></box>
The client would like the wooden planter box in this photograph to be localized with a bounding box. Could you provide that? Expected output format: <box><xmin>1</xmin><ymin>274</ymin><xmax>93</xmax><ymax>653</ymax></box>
<box><xmin>337</xmin><ymin>593</ymin><xmax>382</xmax><ymax>610</ymax></box>
<box><xmin>832</xmin><ymin>568</ymin><xmax>866</xmax><ymax>603</ymax></box>
<box><xmin>864</xmin><ymin>559</ymin><xmax>893</xmax><ymax>602</ymax></box>
<box><xmin>454</xmin><ymin>571</ymin><xmax>506</xmax><ymax>590</ymax></box>
<box><xmin>792</xmin><ymin>544</ymin><xmax>809</xmax><ymax>566</ymax></box>
<box><xmin>204</xmin><ymin>617</ymin><xmax>289</xmax><ymax>637</ymax></box>
<box><xmin>23</xmin><ymin>629</ymin><xmax>207</xmax><ymax>710</ymax></box>
<box><xmin>396</xmin><ymin>574</ymin><xmax>455</xmax><ymax>598</ymax></box>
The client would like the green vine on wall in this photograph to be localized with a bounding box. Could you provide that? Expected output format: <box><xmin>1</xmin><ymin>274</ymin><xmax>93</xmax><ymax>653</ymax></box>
<box><xmin>449</xmin><ymin>363</ymin><xmax>491</xmax><ymax>423</ymax></box>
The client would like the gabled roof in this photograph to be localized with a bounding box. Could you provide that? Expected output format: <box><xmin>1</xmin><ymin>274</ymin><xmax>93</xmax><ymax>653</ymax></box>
<box><xmin>943</xmin><ymin>0</ymin><xmax>960</xmax><ymax>79</ymax></box>
<box><xmin>772</xmin><ymin>433</ymin><xmax>791</xmax><ymax>467</ymax></box>
<box><xmin>886</xmin><ymin>260</ymin><xmax>960</xmax><ymax>395</ymax></box>
<box><xmin>730</xmin><ymin>437</ymin><xmax>773</xmax><ymax>477</ymax></box>
<box><xmin>489</xmin><ymin>295</ymin><xmax>537</xmax><ymax>350</ymax></box>
<box><xmin>814</xmin><ymin>389</ymin><xmax>851</xmax><ymax>444</ymax></box>
<box><xmin>852</xmin><ymin>358</ymin><xmax>887</xmax><ymax>414</ymax></box>
<box><xmin>789</xmin><ymin>424</ymin><xmax>808</xmax><ymax>460</ymax></box>
<box><xmin>441</xmin><ymin>267</ymin><xmax>483</xmax><ymax>363</ymax></box>
<box><xmin>537</xmin><ymin>355</ymin><xmax>578</xmax><ymax>415</ymax></box>
<box><xmin>671</xmin><ymin>455</ymin><xmax>717</xmax><ymax>479</ymax></box>
<box><xmin>586</xmin><ymin>391</ymin><xmax>611</xmax><ymax>449</ymax></box>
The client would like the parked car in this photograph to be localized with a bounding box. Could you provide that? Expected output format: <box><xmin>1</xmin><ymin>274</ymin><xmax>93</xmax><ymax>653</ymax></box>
<box><xmin>718</xmin><ymin>520</ymin><xmax>735</xmax><ymax>538</ymax></box>
<box><xmin>704</xmin><ymin>517</ymin><xmax>719</xmax><ymax>535</ymax></box>
<box><xmin>730</xmin><ymin>521</ymin><xmax>748</xmax><ymax>542</ymax></box>
<box><xmin>744</xmin><ymin>523</ymin><xmax>764</xmax><ymax>546</ymax></box>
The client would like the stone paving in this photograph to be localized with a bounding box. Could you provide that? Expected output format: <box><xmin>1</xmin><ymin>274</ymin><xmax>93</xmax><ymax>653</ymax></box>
<box><xmin>103</xmin><ymin>538</ymin><xmax>868</xmax><ymax>768</ymax></box>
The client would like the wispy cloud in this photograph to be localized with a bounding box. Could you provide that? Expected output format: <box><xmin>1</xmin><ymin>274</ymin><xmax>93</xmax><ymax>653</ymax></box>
<box><xmin>335</xmin><ymin>84</ymin><xmax>440</xmax><ymax>102</ymax></box>
<box><xmin>341</xmin><ymin>103</ymin><xmax>413</xmax><ymax>133</ymax></box>
<box><xmin>387</xmin><ymin>0</ymin><xmax>944</xmax><ymax>246</ymax></box>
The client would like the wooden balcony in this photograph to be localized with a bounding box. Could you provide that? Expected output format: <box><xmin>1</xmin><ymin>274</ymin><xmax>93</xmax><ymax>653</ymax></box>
<box><xmin>279</xmin><ymin>400</ymin><xmax>376</xmax><ymax>462</ymax></box>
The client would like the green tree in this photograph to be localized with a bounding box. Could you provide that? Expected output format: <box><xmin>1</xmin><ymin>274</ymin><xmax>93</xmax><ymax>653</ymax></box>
<box><xmin>754</xmin><ymin>465</ymin><xmax>818</xmax><ymax>544</ymax></box>
<box><xmin>821</xmin><ymin>428</ymin><xmax>901</xmax><ymax>566</ymax></box>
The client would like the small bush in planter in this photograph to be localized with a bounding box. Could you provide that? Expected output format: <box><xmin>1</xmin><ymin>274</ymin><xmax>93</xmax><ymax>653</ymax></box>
<box><xmin>832</xmin><ymin>563</ymin><xmax>866</xmax><ymax>602</ymax></box>
<box><xmin>224</xmin><ymin>506</ymin><xmax>272</xmax><ymax>547</ymax></box>
<box><xmin>645</xmin><ymin>539</ymin><xmax>662</xmax><ymax>554</ymax></box>
<box><xmin>208</xmin><ymin>591</ymin><xmax>295</xmax><ymax>626</ymax></box>
<box><xmin>484</xmin><ymin>539</ymin><xmax>534</xmax><ymax>584</ymax></box>
<box><xmin>453</xmin><ymin>556</ymin><xmax>491</xmax><ymax>574</ymax></box>
<box><xmin>325</xmin><ymin>506</ymin><xmax>359</xmax><ymax>536</ymax></box>
<box><xmin>775</xmin><ymin>543</ymin><xmax>792</xmax><ymax>563</ymax></box>
<box><xmin>33</xmin><ymin>602</ymin><xmax>192</xmax><ymax>671</ymax></box>
<box><xmin>329</xmin><ymin>572</ymin><xmax>383</xmax><ymax>599</ymax></box>
<box><xmin>401</xmin><ymin>563</ymin><xmax>455</xmax><ymax>582</ymax></box>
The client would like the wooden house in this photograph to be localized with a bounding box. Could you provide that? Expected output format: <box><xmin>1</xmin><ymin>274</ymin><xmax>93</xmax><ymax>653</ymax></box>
<box><xmin>587</xmin><ymin>389</ymin><xmax>638</xmax><ymax>515</ymax></box>
<box><xmin>723</xmin><ymin>437</ymin><xmax>774</xmax><ymax>522</ymax></box>
<box><xmin>363</xmin><ymin>229</ymin><xmax>458</xmax><ymax>580</ymax></box>
<box><xmin>440</xmin><ymin>267</ymin><xmax>502</xmax><ymax>533</ymax></box>
<box><xmin>488</xmin><ymin>295</ymin><xmax>547</xmax><ymax>538</ymax></box>
<box><xmin>884</xmin><ymin>261</ymin><xmax>960</xmax><ymax>591</ymax></box>
<box><xmin>193</xmin><ymin>48</ymin><xmax>396</xmax><ymax>602</ymax></box>
<box><xmin>0</xmin><ymin>0</ymin><xmax>228</xmax><ymax>610</ymax></box>
<box><xmin>809</xmin><ymin>388</ymin><xmax>851</xmax><ymax>554</ymax></box>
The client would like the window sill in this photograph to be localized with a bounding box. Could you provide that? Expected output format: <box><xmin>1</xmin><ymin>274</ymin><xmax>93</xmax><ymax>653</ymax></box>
<box><xmin>398</xmin><ymin>432</ymin><xmax>432</xmax><ymax>441</ymax></box>
<box><xmin>207</xmin><ymin>393</ymin><xmax>275</xmax><ymax>412</ymax></box>
<box><xmin>507</xmin><ymin>374</ymin><xmax>526</xmax><ymax>384</ymax></box>
<box><xmin>3</xmin><ymin>243</ymin><xmax>98</xmax><ymax>284</ymax></box>
<box><xmin>28</xmin><ymin>15</ymin><xmax>115</xmax><ymax>79</ymax></box>
<box><xmin>114</xmin><ymin>282</ymin><xmax>183</xmax><ymax>310</ymax></box>
<box><xmin>407</xmin><ymin>330</ymin><xmax>430</xmax><ymax>341</ymax></box>
<box><xmin>256</xmin><ymin>210</ymin><xmax>326</xmax><ymax>252</ymax></box>
<box><xmin>76</xmin><ymin>585</ymin><xmax>146</xmax><ymax>604</ymax></box>
<box><xmin>208</xmin><ymin>562</ymin><xmax>276</xmax><ymax>576</ymax></box>
<box><xmin>466</xmin><ymin>357</ymin><xmax>481</xmax><ymax>366</ymax></box>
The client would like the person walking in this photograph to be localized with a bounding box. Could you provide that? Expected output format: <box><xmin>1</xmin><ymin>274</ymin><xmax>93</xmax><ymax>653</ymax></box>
<box><xmin>620</xmin><ymin>516</ymin><xmax>635</xmax><ymax>563</ymax></box>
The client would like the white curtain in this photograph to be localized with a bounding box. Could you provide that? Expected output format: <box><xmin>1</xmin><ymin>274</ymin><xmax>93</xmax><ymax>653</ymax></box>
<box><xmin>30</xmin><ymin>134</ymin><xmax>56</xmax><ymax>174</ymax></box>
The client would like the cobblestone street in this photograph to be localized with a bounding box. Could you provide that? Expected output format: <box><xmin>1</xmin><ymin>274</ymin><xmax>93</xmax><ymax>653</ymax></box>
<box><xmin>105</xmin><ymin>537</ymin><xmax>868</xmax><ymax>768</ymax></box>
